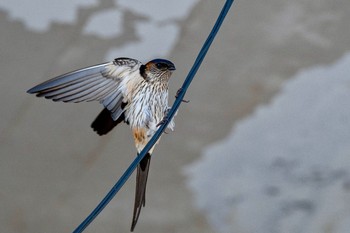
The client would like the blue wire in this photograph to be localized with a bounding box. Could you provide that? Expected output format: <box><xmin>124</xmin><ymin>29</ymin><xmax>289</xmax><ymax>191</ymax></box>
<box><xmin>73</xmin><ymin>0</ymin><xmax>234</xmax><ymax>232</ymax></box>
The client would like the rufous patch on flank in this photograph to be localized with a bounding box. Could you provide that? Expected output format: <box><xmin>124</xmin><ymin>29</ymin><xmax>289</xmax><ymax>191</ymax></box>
<box><xmin>133</xmin><ymin>127</ymin><xmax>146</xmax><ymax>145</ymax></box>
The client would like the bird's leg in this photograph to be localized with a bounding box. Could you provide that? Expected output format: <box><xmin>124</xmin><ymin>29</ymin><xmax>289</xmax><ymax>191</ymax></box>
<box><xmin>156</xmin><ymin>118</ymin><xmax>170</xmax><ymax>133</ymax></box>
<box><xmin>176</xmin><ymin>88</ymin><xmax>190</xmax><ymax>103</ymax></box>
<box><xmin>156</xmin><ymin>108</ymin><xmax>170</xmax><ymax>128</ymax></box>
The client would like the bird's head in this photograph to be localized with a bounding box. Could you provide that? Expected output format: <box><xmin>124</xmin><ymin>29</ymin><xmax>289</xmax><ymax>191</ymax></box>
<box><xmin>140</xmin><ymin>59</ymin><xmax>176</xmax><ymax>82</ymax></box>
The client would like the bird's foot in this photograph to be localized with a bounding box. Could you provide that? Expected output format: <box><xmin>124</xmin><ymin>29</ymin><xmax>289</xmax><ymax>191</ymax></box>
<box><xmin>156</xmin><ymin>108</ymin><xmax>171</xmax><ymax>128</ymax></box>
<box><xmin>156</xmin><ymin>115</ymin><xmax>169</xmax><ymax>128</ymax></box>
<box><xmin>176</xmin><ymin>88</ymin><xmax>190</xmax><ymax>103</ymax></box>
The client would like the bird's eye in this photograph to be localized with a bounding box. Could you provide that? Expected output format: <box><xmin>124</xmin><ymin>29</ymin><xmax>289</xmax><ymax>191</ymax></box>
<box><xmin>156</xmin><ymin>63</ymin><xmax>166</xmax><ymax>69</ymax></box>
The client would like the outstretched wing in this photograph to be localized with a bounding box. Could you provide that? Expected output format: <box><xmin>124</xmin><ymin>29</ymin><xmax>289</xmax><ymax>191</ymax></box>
<box><xmin>27</xmin><ymin>57</ymin><xmax>142</xmax><ymax>120</ymax></box>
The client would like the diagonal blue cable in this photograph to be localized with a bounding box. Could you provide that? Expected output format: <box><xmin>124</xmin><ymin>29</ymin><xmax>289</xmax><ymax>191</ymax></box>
<box><xmin>73</xmin><ymin>0</ymin><xmax>234</xmax><ymax>232</ymax></box>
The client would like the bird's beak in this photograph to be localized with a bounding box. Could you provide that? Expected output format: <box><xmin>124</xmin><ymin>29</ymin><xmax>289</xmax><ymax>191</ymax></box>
<box><xmin>168</xmin><ymin>65</ymin><xmax>176</xmax><ymax>71</ymax></box>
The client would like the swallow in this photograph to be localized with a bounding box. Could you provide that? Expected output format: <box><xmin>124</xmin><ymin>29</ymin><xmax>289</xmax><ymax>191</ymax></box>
<box><xmin>27</xmin><ymin>57</ymin><xmax>176</xmax><ymax>231</ymax></box>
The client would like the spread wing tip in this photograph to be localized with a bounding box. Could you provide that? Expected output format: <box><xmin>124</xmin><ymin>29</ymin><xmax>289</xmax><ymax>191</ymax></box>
<box><xmin>27</xmin><ymin>85</ymin><xmax>41</xmax><ymax>94</ymax></box>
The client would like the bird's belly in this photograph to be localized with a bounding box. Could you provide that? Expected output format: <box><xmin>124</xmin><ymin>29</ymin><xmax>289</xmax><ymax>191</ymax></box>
<box><xmin>125</xmin><ymin>95</ymin><xmax>166</xmax><ymax>132</ymax></box>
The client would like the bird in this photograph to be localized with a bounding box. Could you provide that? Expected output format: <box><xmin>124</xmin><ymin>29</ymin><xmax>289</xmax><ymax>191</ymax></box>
<box><xmin>27</xmin><ymin>57</ymin><xmax>176</xmax><ymax>231</ymax></box>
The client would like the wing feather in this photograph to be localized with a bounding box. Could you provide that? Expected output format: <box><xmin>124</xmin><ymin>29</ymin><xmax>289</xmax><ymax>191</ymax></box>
<box><xmin>89</xmin><ymin>82</ymin><xmax>120</xmax><ymax>102</ymax></box>
<box><xmin>101</xmin><ymin>89</ymin><xmax>125</xmax><ymax>120</ymax></box>
<box><xmin>27</xmin><ymin>63</ymin><xmax>108</xmax><ymax>93</ymax></box>
<box><xmin>78</xmin><ymin>80</ymin><xmax>115</xmax><ymax>102</ymax></box>
<box><xmin>27</xmin><ymin>57</ymin><xmax>142</xmax><ymax>118</ymax></box>
<box><xmin>36</xmin><ymin>75</ymin><xmax>102</xmax><ymax>98</ymax></box>
<box><xmin>54</xmin><ymin>79</ymin><xmax>114</xmax><ymax>103</ymax></box>
<box><xmin>49</xmin><ymin>78</ymin><xmax>104</xmax><ymax>102</ymax></box>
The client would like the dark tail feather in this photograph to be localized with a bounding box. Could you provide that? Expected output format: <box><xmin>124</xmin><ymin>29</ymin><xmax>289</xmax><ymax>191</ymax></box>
<box><xmin>131</xmin><ymin>153</ymin><xmax>151</xmax><ymax>231</ymax></box>
<box><xmin>91</xmin><ymin>108</ymin><xmax>124</xmax><ymax>135</ymax></box>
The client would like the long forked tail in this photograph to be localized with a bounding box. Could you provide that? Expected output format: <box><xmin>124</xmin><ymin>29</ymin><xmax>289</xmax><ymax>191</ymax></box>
<box><xmin>131</xmin><ymin>153</ymin><xmax>151</xmax><ymax>231</ymax></box>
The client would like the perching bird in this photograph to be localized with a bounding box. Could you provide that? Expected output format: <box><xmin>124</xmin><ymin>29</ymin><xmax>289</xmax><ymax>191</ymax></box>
<box><xmin>27</xmin><ymin>57</ymin><xmax>176</xmax><ymax>231</ymax></box>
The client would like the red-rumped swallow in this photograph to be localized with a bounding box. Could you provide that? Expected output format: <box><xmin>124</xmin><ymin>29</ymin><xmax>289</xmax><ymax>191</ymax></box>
<box><xmin>27</xmin><ymin>57</ymin><xmax>176</xmax><ymax>231</ymax></box>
